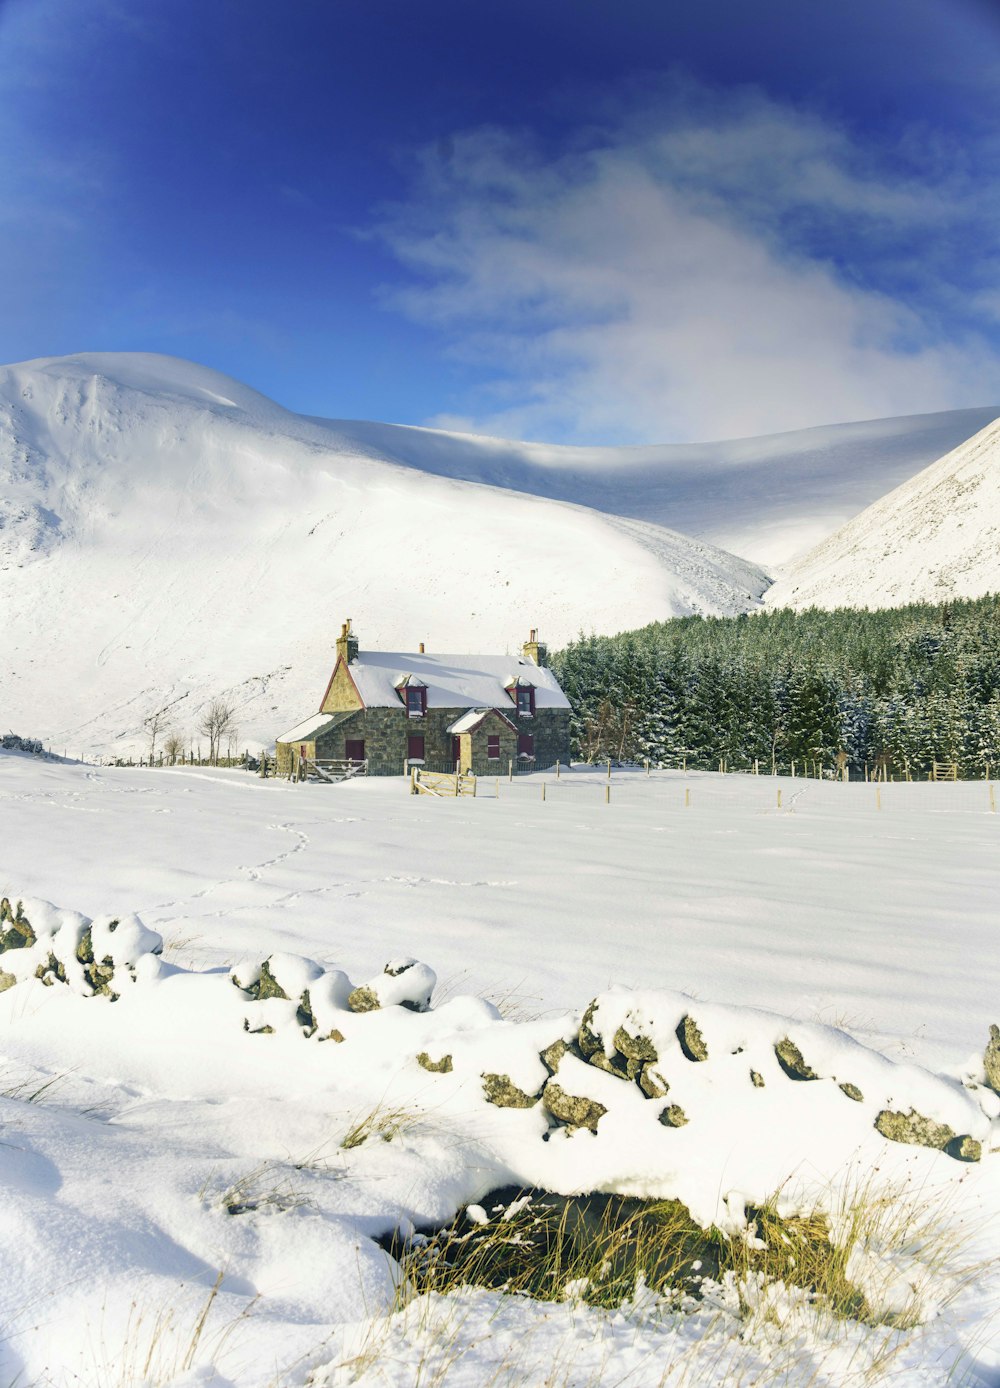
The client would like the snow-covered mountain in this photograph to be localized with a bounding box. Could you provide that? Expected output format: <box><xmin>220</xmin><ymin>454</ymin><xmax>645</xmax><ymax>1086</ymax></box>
<box><xmin>326</xmin><ymin>407</ymin><xmax>1000</xmax><ymax>568</ymax></box>
<box><xmin>2</xmin><ymin>352</ymin><xmax>996</xmax><ymax>755</ymax></box>
<box><xmin>765</xmin><ymin>417</ymin><xmax>1000</xmax><ymax>611</ymax></box>
<box><xmin>0</xmin><ymin>353</ymin><xmax>767</xmax><ymax>755</ymax></box>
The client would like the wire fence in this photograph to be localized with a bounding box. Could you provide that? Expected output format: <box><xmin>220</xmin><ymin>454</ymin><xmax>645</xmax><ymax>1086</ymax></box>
<box><xmin>393</xmin><ymin>763</ymin><xmax>1000</xmax><ymax>816</ymax></box>
<box><xmin>46</xmin><ymin>750</ymin><xmax>999</xmax><ymax>815</ymax></box>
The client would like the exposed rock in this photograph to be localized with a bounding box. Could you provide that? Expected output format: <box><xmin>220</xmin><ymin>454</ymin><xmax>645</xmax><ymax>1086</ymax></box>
<box><xmin>540</xmin><ymin>1038</ymin><xmax>579</xmax><ymax>1074</ymax></box>
<box><xmin>587</xmin><ymin>1049</ymin><xmax>631</xmax><ymax>1081</ymax></box>
<box><xmin>0</xmin><ymin>968</ymin><xmax>16</xmax><ymax>992</ymax></box>
<box><xmin>296</xmin><ymin>989</ymin><xmax>317</xmax><ymax>1036</ymax></box>
<box><xmin>984</xmin><ymin>1024</ymin><xmax>1000</xmax><ymax>1095</ymax></box>
<box><xmin>578</xmin><ymin>1000</ymin><xmax>603</xmax><ymax>1058</ymax></box>
<box><xmin>348</xmin><ymin>985</ymin><xmax>380</xmax><ymax>1013</ymax></box>
<box><xmin>613</xmin><ymin>1024</ymin><xmax>658</xmax><ymax>1066</ymax></box>
<box><xmin>75</xmin><ymin>927</ymin><xmax>118</xmax><ymax>998</ymax></box>
<box><xmin>242</xmin><ymin>1019</ymin><xmax>275</xmax><ymax>1035</ymax></box>
<box><xmin>418</xmin><ymin>1052</ymin><xmax>453</xmax><ymax>1074</ymax></box>
<box><xmin>638</xmin><ymin>1064</ymin><xmax>669</xmax><ymax>1099</ymax></box>
<box><xmin>34</xmin><ymin>952</ymin><xmax>66</xmax><ymax>987</ymax></box>
<box><xmin>482</xmin><ymin>1072</ymin><xmax>540</xmax><ymax>1108</ymax></box>
<box><xmin>349</xmin><ymin>958</ymin><xmax>436</xmax><ymax>1013</ymax></box>
<box><xmin>839</xmin><ymin>1082</ymin><xmax>864</xmax><ymax>1103</ymax></box>
<box><xmin>775</xmin><ymin>1038</ymin><xmax>819</xmax><ymax>1081</ymax></box>
<box><xmin>750</xmin><ymin>1069</ymin><xmax>765</xmax><ymax>1088</ymax></box>
<box><xmin>256</xmin><ymin>960</ymin><xmax>289</xmax><ymax>1001</ymax></box>
<box><xmin>676</xmin><ymin>1015</ymin><xmax>708</xmax><ymax>1062</ymax></box>
<box><xmin>874</xmin><ymin>1107</ymin><xmax>981</xmax><ymax>1161</ymax></box>
<box><xmin>946</xmin><ymin>1135</ymin><xmax>982</xmax><ymax>1162</ymax></box>
<box><xmin>0</xmin><ymin>899</ymin><xmax>35</xmax><ymax>952</ymax></box>
<box><xmin>658</xmin><ymin>1104</ymin><xmax>689</xmax><ymax>1128</ymax></box>
<box><xmin>543</xmin><ymin>1082</ymin><xmax>607</xmax><ymax>1133</ymax></box>
<box><xmin>326</xmin><ymin>1028</ymin><xmax>345</xmax><ymax>1043</ymax></box>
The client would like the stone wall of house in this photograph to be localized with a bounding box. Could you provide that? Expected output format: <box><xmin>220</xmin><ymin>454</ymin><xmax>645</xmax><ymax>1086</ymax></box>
<box><xmin>524</xmin><ymin>709</ymin><xmax>570</xmax><ymax>768</ymax></box>
<box><xmin>279</xmin><ymin>705</ymin><xmax>570</xmax><ymax>774</ymax></box>
<box><xmin>320</xmin><ymin>660</ymin><xmax>363</xmax><ymax>715</ymax></box>
<box><xmin>275</xmin><ymin>736</ymin><xmax>316</xmax><ymax>776</ymax></box>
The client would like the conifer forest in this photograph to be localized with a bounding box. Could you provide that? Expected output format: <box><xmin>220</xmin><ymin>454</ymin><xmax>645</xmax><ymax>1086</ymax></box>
<box><xmin>550</xmin><ymin>595</ymin><xmax>1000</xmax><ymax>778</ymax></box>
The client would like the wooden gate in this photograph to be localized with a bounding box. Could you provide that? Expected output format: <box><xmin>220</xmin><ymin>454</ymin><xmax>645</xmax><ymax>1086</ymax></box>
<box><xmin>410</xmin><ymin>768</ymin><xmax>477</xmax><ymax>797</ymax></box>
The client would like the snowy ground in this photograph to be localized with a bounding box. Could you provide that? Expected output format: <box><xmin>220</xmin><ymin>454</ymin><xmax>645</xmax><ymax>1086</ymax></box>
<box><xmin>2</xmin><ymin>751</ymin><xmax>1000</xmax><ymax>1386</ymax></box>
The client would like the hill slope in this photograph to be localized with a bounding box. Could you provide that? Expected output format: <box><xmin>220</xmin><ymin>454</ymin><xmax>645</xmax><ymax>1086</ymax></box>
<box><xmin>323</xmin><ymin>407</ymin><xmax>999</xmax><ymax>567</ymax></box>
<box><xmin>765</xmin><ymin>417</ymin><xmax>1000</xmax><ymax>610</ymax></box>
<box><xmin>0</xmin><ymin>354</ymin><xmax>767</xmax><ymax>755</ymax></box>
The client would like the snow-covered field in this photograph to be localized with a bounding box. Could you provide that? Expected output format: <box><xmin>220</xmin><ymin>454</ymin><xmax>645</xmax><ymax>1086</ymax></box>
<box><xmin>3</xmin><ymin>751</ymin><xmax>1000</xmax><ymax>1386</ymax></box>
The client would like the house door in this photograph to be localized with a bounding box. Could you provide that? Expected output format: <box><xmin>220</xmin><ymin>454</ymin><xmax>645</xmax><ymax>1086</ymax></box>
<box><xmin>345</xmin><ymin>739</ymin><xmax>366</xmax><ymax>763</ymax></box>
<box><xmin>451</xmin><ymin>736</ymin><xmax>461</xmax><ymax>768</ymax></box>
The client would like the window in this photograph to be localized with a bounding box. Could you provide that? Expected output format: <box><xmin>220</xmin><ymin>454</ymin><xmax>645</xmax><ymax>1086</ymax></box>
<box><xmin>515</xmin><ymin>685</ymin><xmax>535</xmax><ymax>717</ymax></box>
<box><xmin>405</xmin><ymin>685</ymin><xmax>427</xmax><ymax>717</ymax></box>
<box><xmin>407</xmin><ymin>734</ymin><xmax>425</xmax><ymax>762</ymax></box>
<box><xmin>345</xmin><ymin>739</ymin><xmax>366</xmax><ymax>763</ymax></box>
<box><xmin>518</xmin><ymin>733</ymin><xmax>535</xmax><ymax>759</ymax></box>
<box><xmin>487</xmin><ymin>734</ymin><xmax>500</xmax><ymax>760</ymax></box>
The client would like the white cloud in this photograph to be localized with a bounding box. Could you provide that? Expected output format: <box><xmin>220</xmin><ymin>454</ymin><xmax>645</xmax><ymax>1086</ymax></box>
<box><xmin>376</xmin><ymin>81</ymin><xmax>1000</xmax><ymax>443</ymax></box>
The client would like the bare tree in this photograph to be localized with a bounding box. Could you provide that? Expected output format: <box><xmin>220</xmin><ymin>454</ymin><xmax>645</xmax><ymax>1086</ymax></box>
<box><xmin>163</xmin><ymin>733</ymin><xmax>185</xmax><ymax>765</ymax></box>
<box><xmin>144</xmin><ymin>707</ymin><xmax>173</xmax><ymax>764</ymax></box>
<box><xmin>198</xmin><ymin>699</ymin><xmax>236</xmax><ymax>765</ymax></box>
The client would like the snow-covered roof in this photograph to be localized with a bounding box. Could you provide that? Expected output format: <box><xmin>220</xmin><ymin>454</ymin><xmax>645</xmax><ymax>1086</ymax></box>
<box><xmin>345</xmin><ymin>651</ymin><xmax>570</xmax><ymax>712</ymax></box>
<box><xmin>276</xmin><ymin>711</ymin><xmax>352</xmax><ymax>744</ymax></box>
<box><xmin>446</xmin><ymin>708</ymin><xmax>517</xmax><ymax>735</ymax></box>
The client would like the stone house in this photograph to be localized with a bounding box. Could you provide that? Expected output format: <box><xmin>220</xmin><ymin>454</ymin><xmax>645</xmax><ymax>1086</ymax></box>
<box><xmin>275</xmin><ymin>621</ymin><xmax>571</xmax><ymax>776</ymax></box>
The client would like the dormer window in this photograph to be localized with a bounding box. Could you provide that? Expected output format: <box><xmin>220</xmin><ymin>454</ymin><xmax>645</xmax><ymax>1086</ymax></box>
<box><xmin>506</xmin><ymin>676</ymin><xmax>536</xmax><ymax>718</ymax></box>
<box><xmin>394</xmin><ymin>673</ymin><xmax>428</xmax><ymax>717</ymax></box>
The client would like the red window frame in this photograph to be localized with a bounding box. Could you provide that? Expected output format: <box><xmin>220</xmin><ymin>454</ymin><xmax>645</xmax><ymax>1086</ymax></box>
<box><xmin>405</xmin><ymin>685</ymin><xmax>427</xmax><ymax>717</ymax></box>
<box><xmin>487</xmin><ymin>734</ymin><xmax>501</xmax><ymax>760</ymax></box>
<box><xmin>407</xmin><ymin>734</ymin><xmax>425</xmax><ymax>761</ymax></box>
<box><xmin>517</xmin><ymin>733</ymin><xmax>535</xmax><ymax>759</ymax></box>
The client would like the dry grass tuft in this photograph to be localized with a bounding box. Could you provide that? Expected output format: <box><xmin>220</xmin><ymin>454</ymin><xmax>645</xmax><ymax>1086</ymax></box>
<box><xmin>341</xmin><ymin>1103</ymin><xmax>419</xmax><ymax>1150</ymax></box>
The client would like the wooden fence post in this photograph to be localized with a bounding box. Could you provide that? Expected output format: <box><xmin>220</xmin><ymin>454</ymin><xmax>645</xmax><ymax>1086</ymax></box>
<box><xmin>684</xmin><ymin>787</ymin><xmax>690</xmax><ymax>807</ymax></box>
<box><xmin>509</xmin><ymin>760</ymin><xmax>513</xmax><ymax>783</ymax></box>
<box><xmin>605</xmin><ymin>784</ymin><xmax>610</xmax><ymax>804</ymax></box>
<box><xmin>542</xmin><ymin>782</ymin><xmax>546</xmax><ymax>801</ymax></box>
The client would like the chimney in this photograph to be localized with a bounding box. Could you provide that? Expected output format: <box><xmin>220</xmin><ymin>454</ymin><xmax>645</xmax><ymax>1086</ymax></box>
<box><xmin>521</xmin><ymin>628</ymin><xmax>548</xmax><ymax>666</ymax></box>
<box><xmin>419</xmin><ymin>641</ymin><xmax>425</xmax><ymax>654</ymax></box>
<box><xmin>336</xmin><ymin>617</ymin><xmax>360</xmax><ymax>665</ymax></box>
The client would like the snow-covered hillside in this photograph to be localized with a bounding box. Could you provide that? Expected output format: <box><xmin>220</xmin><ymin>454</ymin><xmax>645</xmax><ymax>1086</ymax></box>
<box><xmin>328</xmin><ymin>408</ymin><xmax>999</xmax><ymax>567</ymax></box>
<box><xmin>0</xmin><ymin>354</ymin><xmax>767</xmax><ymax>756</ymax></box>
<box><xmin>766</xmin><ymin>416</ymin><xmax>1000</xmax><ymax>611</ymax></box>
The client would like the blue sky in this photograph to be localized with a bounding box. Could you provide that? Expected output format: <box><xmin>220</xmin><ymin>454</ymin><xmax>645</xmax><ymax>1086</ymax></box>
<box><xmin>2</xmin><ymin>0</ymin><xmax>1000</xmax><ymax>443</ymax></box>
